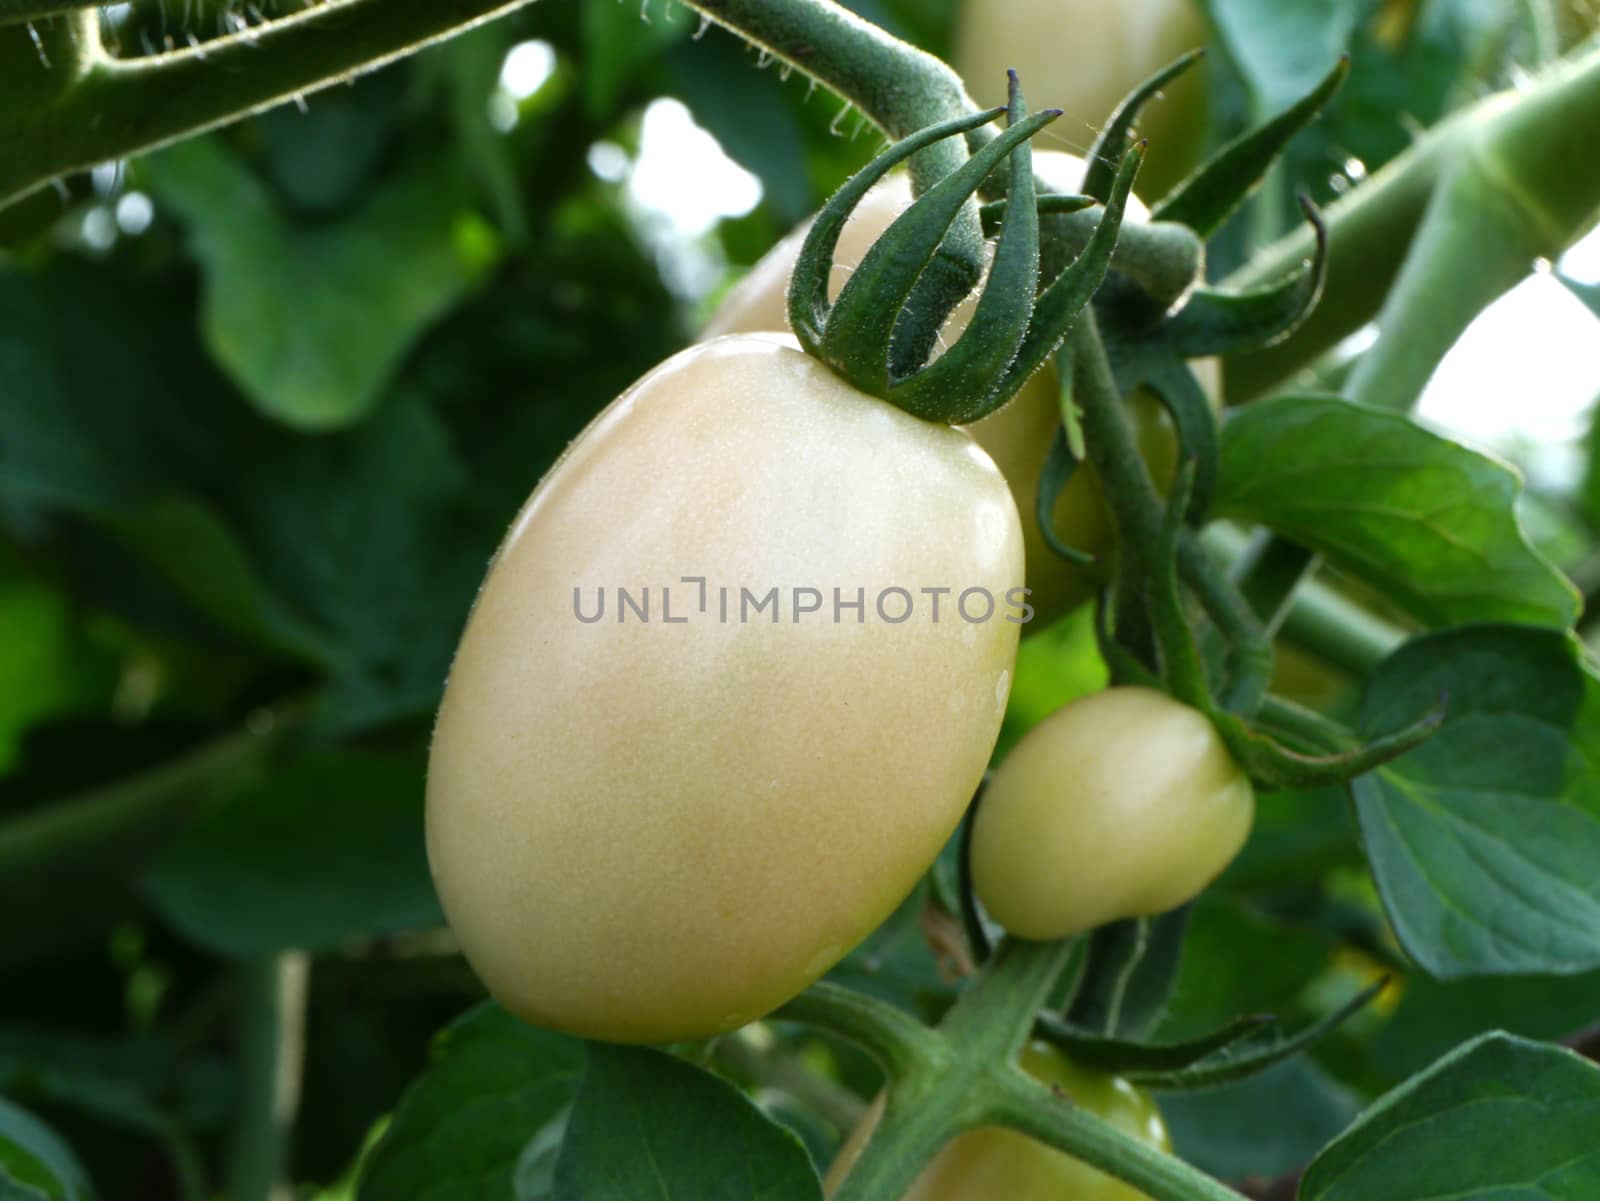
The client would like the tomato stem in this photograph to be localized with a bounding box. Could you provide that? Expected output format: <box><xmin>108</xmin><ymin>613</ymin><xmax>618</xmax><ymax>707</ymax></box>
<box><xmin>775</xmin><ymin>981</ymin><xmax>945</xmax><ymax>1080</ymax></box>
<box><xmin>987</xmin><ymin>1066</ymin><xmax>1251</xmax><ymax>1201</ymax></box>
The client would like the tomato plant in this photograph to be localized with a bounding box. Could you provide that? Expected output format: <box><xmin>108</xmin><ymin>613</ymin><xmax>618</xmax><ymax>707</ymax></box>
<box><xmin>6</xmin><ymin>3</ymin><xmax>1600</xmax><ymax>1201</ymax></box>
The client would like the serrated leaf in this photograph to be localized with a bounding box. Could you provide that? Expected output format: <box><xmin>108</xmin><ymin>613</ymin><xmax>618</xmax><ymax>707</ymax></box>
<box><xmin>1217</xmin><ymin>394</ymin><xmax>1579</xmax><ymax>630</ymax></box>
<box><xmin>554</xmin><ymin>1043</ymin><xmax>823</xmax><ymax>1201</ymax></box>
<box><xmin>358</xmin><ymin>1005</ymin><xmax>585</xmax><ymax>1201</ymax></box>
<box><xmin>1353</xmin><ymin>625</ymin><xmax>1600</xmax><ymax>978</ymax></box>
<box><xmin>0</xmin><ymin>1097</ymin><xmax>93</xmax><ymax>1201</ymax></box>
<box><xmin>141</xmin><ymin>752</ymin><xmax>442</xmax><ymax>956</ymax></box>
<box><xmin>1300</xmin><ymin>1033</ymin><xmax>1600</xmax><ymax>1199</ymax></box>
<box><xmin>142</xmin><ymin>137</ymin><xmax>497</xmax><ymax>431</ymax></box>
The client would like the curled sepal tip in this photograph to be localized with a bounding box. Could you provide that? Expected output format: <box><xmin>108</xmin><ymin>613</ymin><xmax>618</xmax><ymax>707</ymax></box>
<box><xmin>786</xmin><ymin>103</ymin><xmax>1006</xmax><ymax>355</ymax></box>
<box><xmin>1167</xmin><ymin>195</ymin><xmax>1330</xmax><ymax>357</ymax></box>
<box><xmin>1213</xmin><ymin>696</ymin><xmax>1446</xmax><ymax>791</ymax></box>
<box><xmin>1081</xmin><ymin>48</ymin><xmax>1206</xmax><ymax>203</ymax></box>
<box><xmin>1152</xmin><ymin>55</ymin><xmax>1350</xmax><ymax>236</ymax></box>
<box><xmin>985</xmin><ymin>142</ymin><xmax>1145</xmax><ymax>414</ymax></box>
<box><xmin>880</xmin><ymin>73</ymin><xmax>1053</xmax><ymax>419</ymax></box>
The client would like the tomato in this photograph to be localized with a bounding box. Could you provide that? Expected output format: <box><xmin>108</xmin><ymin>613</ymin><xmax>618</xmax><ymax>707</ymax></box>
<box><xmin>953</xmin><ymin>0</ymin><xmax>1210</xmax><ymax>199</ymax></box>
<box><xmin>705</xmin><ymin>154</ymin><xmax>1218</xmax><ymax>630</ymax></box>
<box><xmin>972</xmin><ymin>687</ymin><xmax>1253</xmax><ymax>939</ymax></box>
<box><xmin>825</xmin><ymin>1040</ymin><xmax>1170</xmax><ymax>1200</ymax></box>
<box><xmin>426</xmin><ymin>334</ymin><xmax>1024</xmax><ymax>1045</ymax></box>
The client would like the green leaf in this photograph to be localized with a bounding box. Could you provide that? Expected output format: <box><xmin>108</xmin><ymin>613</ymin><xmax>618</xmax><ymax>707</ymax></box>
<box><xmin>1203</xmin><ymin>0</ymin><xmax>1362</xmax><ymax>117</ymax></box>
<box><xmin>0</xmin><ymin>1097</ymin><xmax>93</xmax><ymax>1201</ymax></box>
<box><xmin>553</xmin><ymin>1043</ymin><xmax>823</xmax><ymax>1201</ymax></box>
<box><xmin>141</xmin><ymin>137</ymin><xmax>498</xmax><ymax>431</ymax></box>
<box><xmin>1353</xmin><ymin>625</ymin><xmax>1600</xmax><ymax>978</ymax></box>
<box><xmin>1372</xmin><ymin>968</ymin><xmax>1600</xmax><ymax>1080</ymax></box>
<box><xmin>1300</xmin><ymin>1033</ymin><xmax>1600</xmax><ymax>1199</ymax></box>
<box><xmin>358</xmin><ymin>1005</ymin><xmax>585</xmax><ymax>1201</ymax></box>
<box><xmin>1160</xmin><ymin>1058</ymin><xmax>1362</xmax><ymax>1181</ymax></box>
<box><xmin>1217</xmin><ymin>394</ymin><xmax>1580</xmax><ymax>630</ymax></box>
<box><xmin>141</xmin><ymin>751</ymin><xmax>442</xmax><ymax>955</ymax></box>
<box><xmin>581</xmin><ymin>0</ymin><xmax>696</xmax><ymax>120</ymax></box>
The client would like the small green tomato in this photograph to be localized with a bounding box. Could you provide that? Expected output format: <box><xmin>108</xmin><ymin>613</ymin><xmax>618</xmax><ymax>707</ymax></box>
<box><xmin>972</xmin><ymin>686</ymin><xmax>1254</xmax><ymax>939</ymax></box>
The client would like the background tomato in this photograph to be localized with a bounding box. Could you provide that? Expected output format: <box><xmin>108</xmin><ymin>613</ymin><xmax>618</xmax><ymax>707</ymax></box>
<box><xmin>426</xmin><ymin>335</ymin><xmax>1024</xmax><ymax>1044</ymax></box>
<box><xmin>972</xmin><ymin>686</ymin><xmax>1254</xmax><ymax>939</ymax></box>
<box><xmin>953</xmin><ymin>0</ymin><xmax>1211</xmax><ymax>199</ymax></box>
<box><xmin>705</xmin><ymin>155</ymin><xmax>1218</xmax><ymax>631</ymax></box>
<box><xmin>825</xmin><ymin>1040</ymin><xmax>1170</xmax><ymax>1199</ymax></box>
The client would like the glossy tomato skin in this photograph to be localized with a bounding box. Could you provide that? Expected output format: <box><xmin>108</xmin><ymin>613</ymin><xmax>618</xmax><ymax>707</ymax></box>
<box><xmin>704</xmin><ymin>153</ymin><xmax>1216</xmax><ymax>630</ymax></box>
<box><xmin>954</xmin><ymin>0</ymin><xmax>1210</xmax><ymax>198</ymax></box>
<box><xmin>825</xmin><ymin>1041</ymin><xmax>1170</xmax><ymax>1200</ymax></box>
<box><xmin>973</xmin><ymin>687</ymin><xmax>1253</xmax><ymax>940</ymax></box>
<box><xmin>426</xmin><ymin>335</ymin><xmax>1024</xmax><ymax>1045</ymax></box>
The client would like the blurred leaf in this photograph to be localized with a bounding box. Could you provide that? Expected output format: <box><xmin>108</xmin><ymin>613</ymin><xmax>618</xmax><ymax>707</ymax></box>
<box><xmin>1160</xmin><ymin>1057</ymin><xmax>1363</xmax><ymax>1180</ymax></box>
<box><xmin>141</xmin><ymin>752</ymin><xmax>441</xmax><ymax>955</ymax></box>
<box><xmin>0</xmin><ymin>1097</ymin><xmax>93</xmax><ymax>1201</ymax></box>
<box><xmin>1353</xmin><ymin>625</ymin><xmax>1600</xmax><ymax>977</ymax></box>
<box><xmin>1204</xmin><ymin>0</ymin><xmax>1362</xmax><ymax>117</ymax></box>
<box><xmin>668</xmin><ymin>28</ymin><xmax>812</xmax><ymax>226</ymax></box>
<box><xmin>553</xmin><ymin>1043</ymin><xmax>823</xmax><ymax>1201</ymax></box>
<box><xmin>1218</xmin><ymin>395</ymin><xmax>1580</xmax><ymax>630</ymax></box>
<box><xmin>1372</xmin><ymin>968</ymin><xmax>1600</xmax><ymax>1078</ymax></box>
<box><xmin>1155</xmin><ymin>895</ymin><xmax>1333</xmax><ymax>1041</ymax></box>
<box><xmin>580</xmin><ymin>0</ymin><xmax>696</xmax><ymax>119</ymax></box>
<box><xmin>142</xmin><ymin>137</ymin><xmax>498</xmax><ymax>431</ymax></box>
<box><xmin>359</xmin><ymin>1005</ymin><xmax>583</xmax><ymax>1201</ymax></box>
<box><xmin>258</xmin><ymin>67</ymin><xmax>407</xmax><ymax>216</ymax></box>
<box><xmin>0</xmin><ymin>580</ymin><xmax>75</xmax><ymax>774</ymax></box>
<box><xmin>1300</xmin><ymin>1033</ymin><xmax>1600</xmax><ymax>1199</ymax></box>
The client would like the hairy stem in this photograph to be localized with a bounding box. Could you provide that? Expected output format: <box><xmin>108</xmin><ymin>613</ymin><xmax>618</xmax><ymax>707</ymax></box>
<box><xmin>1</xmin><ymin>0</ymin><xmax>538</xmax><ymax>207</ymax></box>
<box><xmin>775</xmin><ymin>981</ymin><xmax>945</xmax><ymax>1080</ymax></box>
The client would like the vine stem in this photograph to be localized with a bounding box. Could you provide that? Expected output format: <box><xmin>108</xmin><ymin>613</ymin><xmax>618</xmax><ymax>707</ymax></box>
<box><xmin>226</xmin><ymin>953</ymin><xmax>311</xmax><ymax>1201</ymax></box>
<box><xmin>0</xmin><ymin>0</ymin><xmax>538</xmax><ymax>207</ymax></box>
<box><xmin>774</xmin><ymin>981</ymin><xmax>945</xmax><ymax>1080</ymax></box>
<box><xmin>802</xmin><ymin>941</ymin><xmax>1248</xmax><ymax>1201</ymax></box>
<box><xmin>987</xmin><ymin>1067</ymin><xmax>1248</xmax><ymax>1201</ymax></box>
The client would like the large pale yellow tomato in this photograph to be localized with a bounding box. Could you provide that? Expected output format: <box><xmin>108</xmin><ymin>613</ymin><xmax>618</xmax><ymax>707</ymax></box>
<box><xmin>972</xmin><ymin>687</ymin><xmax>1253</xmax><ymax>939</ymax></box>
<box><xmin>825</xmin><ymin>1041</ymin><xmax>1170</xmax><ymax>1200</ymax></box>
<box><xmin>954</xmin><ymin>0</ymin><xmax>1210</xmax><ymax>199</ymax></box>
<box><xmin>426</xmin><ymin>334</ymin><xmax>1024</xmax><ymax>1045</ymax></box>
<box><xmin>705</xmin><ymin>153</ymin><xmax>1217</xmax><ymax>630</ymax></box>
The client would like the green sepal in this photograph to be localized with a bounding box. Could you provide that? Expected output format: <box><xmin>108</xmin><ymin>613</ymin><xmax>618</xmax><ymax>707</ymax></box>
<box><xmin>987</xmin><ymin>144</ymin><xmax>1143</xmax><ymax>411</ymax></box>
<box><xmin>1034</xmin><ymin>1010</ymin><xmax>1274</xmax><ymax>1076</ymax></box>
<box><xmin>1035</xmin><ymin>430</ymin><xmax>1095</xmax><ymax>567</ymax></box>
<box><xmin>1166</xmin><ymin>197</ymin><xmax>1330</xmax><ymax>357</ymax></box>
<box><xmin>1148</xmin><ymin>459</ymin><xmax>1213</xmax><ymax>709</ymax></box>
<box><xmin>1152</xmin><ymin>55</ymin><xmax>1350</xmax><ymax>236</ymax></box>
<box><xmin>978</xmin><ymin>192</ymin><xmax>1097</xmax><ymax>238</ymax></box>
<box><xmin>787</xmin><ymin>105</ymin><xmax>1005</xmax><ymax>354</ymax></box>
<box><xmin>885</xmin><ymin>73</ymin><xmax>1050</xmax><ymax>420</ymax></box>
<box><xmin>1094</xmin><ymin>593</ymin><xmax>1164</xmax><ymax>690</ymax></box>
<box><xmin>1126</xmin><ymin>982</ymin><xmax>1386</xmax><ymax>1091</ymax></box>
<box><xmin>1081</xmin><ymin>49</ymin><xmax>1206</xmax><ymax>203</ymax></box>
<box><xmin>1062</xmin><ymin>910</ymin><xmax>1190</xmax><ymax>1039</ymax></box>
<box><xmin>1213</xmin><ymin>698</ymin><xmax>1445</xmax><ymax>791</ymax></box>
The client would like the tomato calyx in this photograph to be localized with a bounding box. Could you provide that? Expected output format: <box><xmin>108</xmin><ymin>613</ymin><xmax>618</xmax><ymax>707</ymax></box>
<box><xmin>789</xmin><ymin>73</ymin><xmax>1140</xmax><ymax>426</ymax></box>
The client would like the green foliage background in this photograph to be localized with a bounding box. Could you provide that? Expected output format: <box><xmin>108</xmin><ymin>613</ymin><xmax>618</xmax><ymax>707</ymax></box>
<box><xmin>2</xmin><ymin>0</ymin><xmax>1600</xmax><ymax>1198</ymax></box>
